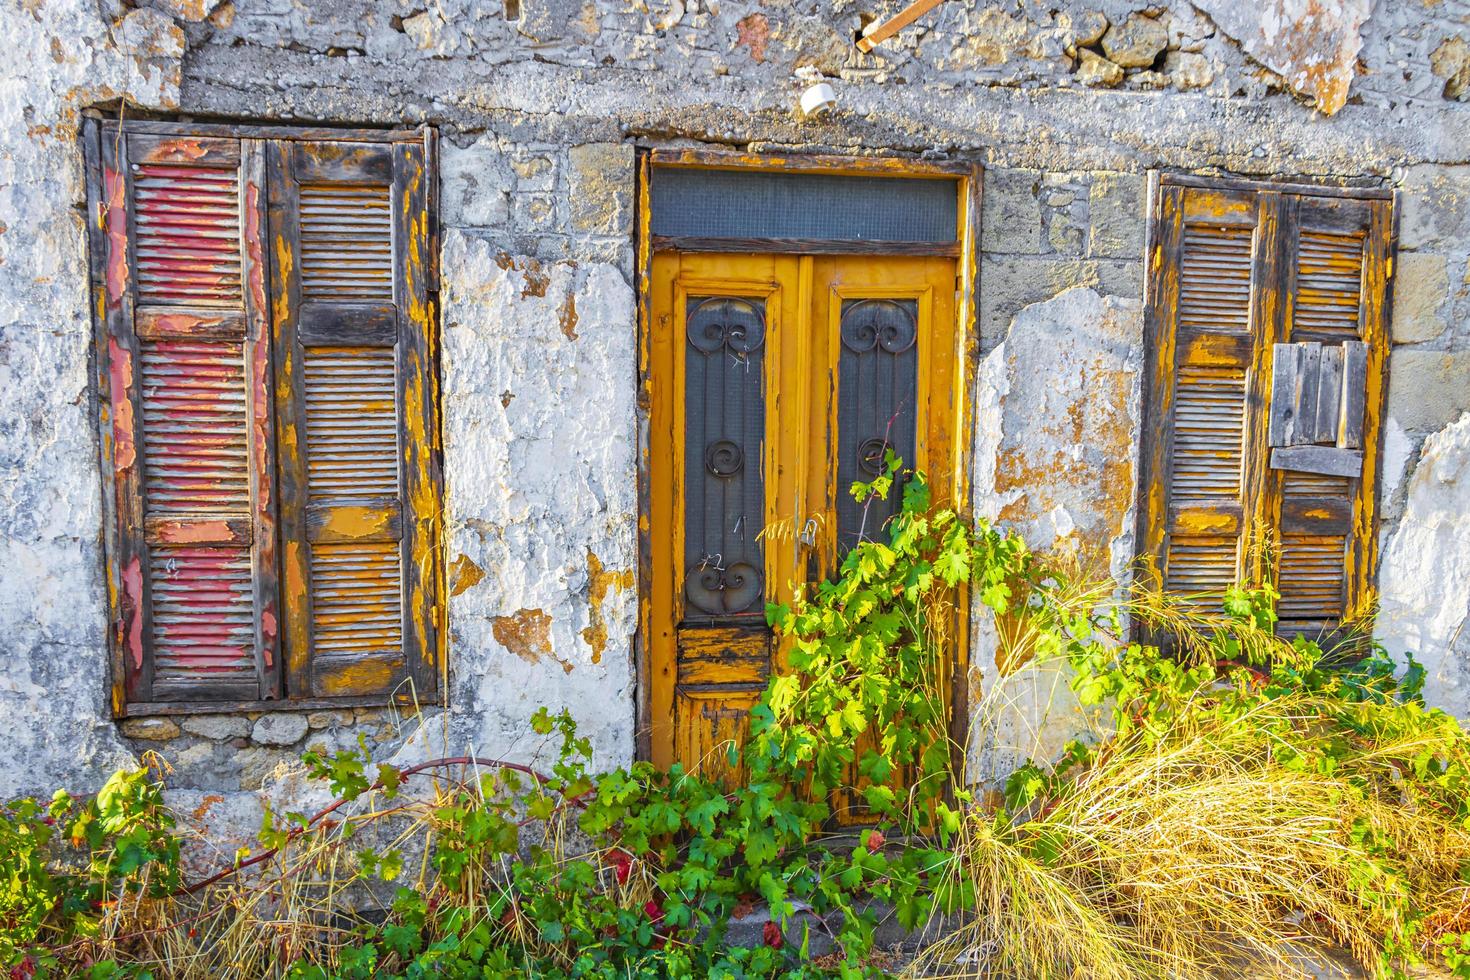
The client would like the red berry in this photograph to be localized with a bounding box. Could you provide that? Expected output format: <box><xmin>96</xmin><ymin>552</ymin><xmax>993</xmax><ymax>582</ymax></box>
<box><xmin>762</xmin><ymin>921</ymin><xmax>783</xmax><ymax>949</ymax></box>
<box><xmin>610</xmin><ymin>848</ymin><xmax>632</xmax><ymax>884</ymax></box>
<box><xmin>644</xmin><ymin>899</ymin><xmax>664</xmax><ymax>924</ymax></box>
<box><xmin>865</xmin><ymin>829</ymin><xmax>885</xmax><ymax>852</ymax></box>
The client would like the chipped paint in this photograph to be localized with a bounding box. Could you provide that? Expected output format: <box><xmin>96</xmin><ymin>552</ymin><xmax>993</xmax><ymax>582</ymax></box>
<box><xmin>581</xmin><ymin>549</ymin><xmax>633</xmax><ymax>665</ymax></box>
<box><xmin>121</xmin><ymin>556</ymin><xmax>145</xmax><ymax>670</ymax></box>
<box><xmin>448</xmin><ymin>553</ymin><xmax>484</xmax><ymax>597</ymax></box>
<box><xmin>1193</xmin><ymin>0</ymin><xmax>1373</xmax><ymax>114</ymax></box>
<box><xmin>559</xmin><ymin>290</ymin><xmax>579</xmax><ymax>341</ymax></box>
<box><xmin>107</xmin><ymin>338</ymin><xmax>136</xmax><ymax>472</ymax></box>
<box><xmin>493</xmin><ymin>608</ymin><xmax>573</xmax><ymax>673</ymax></box>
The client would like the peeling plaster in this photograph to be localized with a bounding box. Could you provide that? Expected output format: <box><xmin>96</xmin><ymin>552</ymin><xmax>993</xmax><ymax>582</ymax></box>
<box><xmin>972</xmin><ymin>286</ymin><xmax>1144</xmax><ymax>585</ymax></box>
<box><xmin>1378</xmin><ymin>412</ymin><xmax>1470</xmax><ymax>713</ymax></box>
<box><xmin>437</xmin><ymin>230</ymin><xmax>638</xmax><ymax>773</ymax></box>
<box><xmin>0</xmin><ymin>0</ymin><xmax>187</xmax><ymax>799</ymax></box>
<box><xmin>966</xmin><ymin>286</ymin><xmax>1140</xmax><ymax>785</ymax></box>
<box><xmin>1191</xmin><ymin>0</ymin><xmax>1374</xmax><ymax>114</ymax></box>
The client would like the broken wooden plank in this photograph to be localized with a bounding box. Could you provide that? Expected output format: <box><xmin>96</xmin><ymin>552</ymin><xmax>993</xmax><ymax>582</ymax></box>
<box><xmin>1270</xmin><ymin>445</ymin><xmax>1364</xmax><ymax>478</ymax></box>
<box><xmin>1338</xmin><ymin>340</ymin><xmax>1367</xmax><ymax>449</ymax></box>
<box><xmin>1313</xmin><ymin>344</ymin><xmax>1343</xmax><ymax>445</ymax></box>
<box><xmin>1269</xmin><ymin>343</ymin><xmax>1304</xmax><ymax>447</ymax></box>
<box><xmin>1296</xmin><ymin>341</ymin><xmax>1322</xmax><ymax>444</ymax></box>
<box><xmin>856</xmin><ymin>0</ymin><xmax>948</xmax><ymax>52</ymax></box>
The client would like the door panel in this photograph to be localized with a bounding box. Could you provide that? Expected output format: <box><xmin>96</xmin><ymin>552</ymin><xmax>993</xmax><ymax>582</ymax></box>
<box><xmin>647</xmin><ymin>251</ymin><xmax>961</xmax><ymax>794</ymax></box>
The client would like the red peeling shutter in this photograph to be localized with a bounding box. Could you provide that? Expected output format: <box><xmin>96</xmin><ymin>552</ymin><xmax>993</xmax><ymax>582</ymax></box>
<box><xmin>86</xmin><ymin>124</ymin><xmax>280</xmax><ymax>708</ymax></box>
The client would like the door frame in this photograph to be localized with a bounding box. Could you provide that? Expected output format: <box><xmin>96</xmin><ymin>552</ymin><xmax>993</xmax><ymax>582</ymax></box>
<box><xmin>632</xmin><ymin>147</ymin><xmax>984</xmax><ymax>768</ymax></box>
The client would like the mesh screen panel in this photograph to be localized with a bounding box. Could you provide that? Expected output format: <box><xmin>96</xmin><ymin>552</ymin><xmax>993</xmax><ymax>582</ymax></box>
<box><xmin>651</xmin><ymin>168</ymin><xmax>957</xmax><ymax>242</ymax></box>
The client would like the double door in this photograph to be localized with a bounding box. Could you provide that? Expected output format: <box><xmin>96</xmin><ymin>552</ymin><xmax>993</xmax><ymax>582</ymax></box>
<box><xmin>645</xmin><ymin>251</ymin><xmax>962</xmax><ymax>778</ymax></box>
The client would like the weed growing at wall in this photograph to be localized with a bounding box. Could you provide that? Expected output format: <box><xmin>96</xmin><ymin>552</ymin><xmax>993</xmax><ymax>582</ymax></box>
<box><xmin>6</xmin><ymin>463</ymin><xmax>1470</xmax><ymax>977</ymax></box>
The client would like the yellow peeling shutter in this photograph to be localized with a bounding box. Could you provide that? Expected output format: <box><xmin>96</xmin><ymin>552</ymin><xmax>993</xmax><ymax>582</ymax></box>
<box><xmin>1270</xmin><ymin>195</ymin><xmax>1390</xmax><ymax>638</ymax></box>
<box><xmin>1143</xmin><ymin>178</ymin><xmax>1391</xmax><ymax>642</ymax></box>
<box><xmin>1142</xmin><ymin>184</ymin><xmax>1277</xmax><ymax>609</ymax></box>
<box><xmin>268</xmin><ymin>137</ymin><xmax>441</xmax><ymax>701</ymax></box>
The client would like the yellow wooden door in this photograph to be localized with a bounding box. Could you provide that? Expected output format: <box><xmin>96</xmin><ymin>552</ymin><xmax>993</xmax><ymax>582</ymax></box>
<box><xmin>647</xmin><ymin>250</ymin><xmax>962</xmax><ymax>782</ymax></box>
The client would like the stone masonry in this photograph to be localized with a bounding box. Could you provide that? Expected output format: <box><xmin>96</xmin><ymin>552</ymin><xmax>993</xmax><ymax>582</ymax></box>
<box><xmin>0</xmin><ymin>0</ymin><xmax>1467</xmax><ymax>840</ymax></box>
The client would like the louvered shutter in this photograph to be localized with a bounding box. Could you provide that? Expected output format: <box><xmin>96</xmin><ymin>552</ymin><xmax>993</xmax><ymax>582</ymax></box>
<box><xmin>1270</xmin><ymin>195</ymin><xmax>1390</xmax><ymax>638</ymax></box>
<box><xmin>1142</xmin><ymin>177</ymin><xmax>1392</xmax><ymax>642</ymax></box>
<box><xmin>87</xmin><ymin>125</ymin><xmax>280</xmax><ymax>706</ymax></box>
<box><xmin>267</xmin><ymin>138</ymin><xmax>440</xmax><ymax>700</ymax></box>
<box><xmin>1141</xmin><ymin>184</ymin><xmax>1277</xmax><ymax>610</ymax></box>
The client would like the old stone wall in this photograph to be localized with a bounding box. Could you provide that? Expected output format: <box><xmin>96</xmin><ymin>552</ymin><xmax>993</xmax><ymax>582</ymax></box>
<box><xmin>1</xmin><ymin>0</ymin><xmax>1468</xmax><ymax>823</ymax></box>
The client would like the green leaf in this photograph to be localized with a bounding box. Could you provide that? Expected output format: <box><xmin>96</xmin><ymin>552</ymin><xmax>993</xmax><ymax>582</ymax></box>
<box><xmin>933</xmin><ymin>546</ymin><xmax>970</xmax><ymax>586</ymax></box>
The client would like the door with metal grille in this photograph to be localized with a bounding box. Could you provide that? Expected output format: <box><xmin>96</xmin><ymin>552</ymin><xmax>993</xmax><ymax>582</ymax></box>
<box><xmin>645</xmin><ymin>250</ymin><xmax>961</xmax><ymax>785</ymax></box>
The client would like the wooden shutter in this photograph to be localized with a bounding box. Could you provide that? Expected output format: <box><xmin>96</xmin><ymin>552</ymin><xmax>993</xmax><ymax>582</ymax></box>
<box><xmin>268</xmin><ymin>138</ymin><xmax>441</xmax><ymax>700</ymax></box>
<box><xmin>1140</xmin><ymin>183</ymin><xmax>1278</xmax><ymax>610</ymax></box>
<box><xmin>1270</xmin><ymin>195</ymin><xmax>1391</xmax><ymax>638</ymax></box>
<box><xmin>1141</xmin><ymin>176</ymin><xmax>1392</xmax><ymax>641</ymax></box>
<box><xmin>85</xmin><ymin>123</ymin><xmax>280</xmax><ymax>708</ymax></box>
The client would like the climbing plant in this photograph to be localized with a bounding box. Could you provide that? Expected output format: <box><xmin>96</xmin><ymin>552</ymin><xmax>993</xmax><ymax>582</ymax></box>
<box><xmin>7</xmin><ymin>459</ymin><xmax>1470</xmax><ymax>978</ymax></box>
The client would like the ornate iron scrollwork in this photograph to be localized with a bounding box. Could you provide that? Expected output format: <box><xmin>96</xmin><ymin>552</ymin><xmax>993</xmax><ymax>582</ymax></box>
<box><xmin>840</xmin><ymin>299</ymin><xmax>918</xmax><ymax>354</ymax></box>
<box><xmin>687</xmin><ymin>298</ymin><xmax>765</xmax><ymax>355</ymax></box>
<box><xmin>704</xmin><ymin>439</ymin><xmax>744</xmax><ymax>477</ymax></box>
<box><xmin>685</xmin><ymin>560</ymin><xmax>763</xmax><ymax>616</ymax></box>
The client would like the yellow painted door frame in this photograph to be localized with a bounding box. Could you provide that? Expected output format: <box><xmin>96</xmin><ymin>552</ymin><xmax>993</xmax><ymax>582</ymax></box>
<box><xmin>634</xmin><ymin>151</ymin><xmax>982</xmax><ymax>782</ymax></box>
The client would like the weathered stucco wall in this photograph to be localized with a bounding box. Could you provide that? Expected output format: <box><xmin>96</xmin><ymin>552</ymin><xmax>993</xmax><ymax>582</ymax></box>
<box><xmin>1</xmin><ymin>0</ymin><xmax>1468</xmax><ymax>811</ymax></box>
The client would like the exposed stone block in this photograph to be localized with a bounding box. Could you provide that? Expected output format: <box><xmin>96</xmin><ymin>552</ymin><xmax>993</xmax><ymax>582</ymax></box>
<box><xmin>1386</xmin><ymin>351</ymin><xmax>1470</xmax><ymax>433</ymax></box>
<box><xmin>1065</xmin><ymin>10</ymin><xmax>1108</xmax><ymax>51</ymax></box>
<box><xmin>1101</xmin><ymin>13</ymin><xmax>1167</xmax><ymax>69</ymax></box>
<box><xmin>774</xmin><ymin>16</ymin><xmax>850</xmax><ymax>76</ymax></box>
<box><xmin>307</xmin><ymin>710</ymin><xmax>355</xmax><ymax>730</ymax></box>
<box><xmin>1390</xmin><ymin>253</ymin><xmax>1450</xmax><ymax>344</ymax></box>
<box><xmin>568</xmin><ymin>143</ymin><xmax>634</xmax><ymax>236</ymax></box>
<box><xmin>171</xmin><ymin>741</ymin><xmax>215</xmax><ymax>770</ymax></box>
<box><xmin>121</xmin><ymin>717</ymin><xmax>181</xmax><ymax>741</ymax></box>
<box><xmin>1431</xmin><ymin>36</ymin><xmax>1470</xmax><ymax>101</ymax></box>
<box><xmin>440</xmin><ymin>136</ymin><xmax>514</xmax><ymax>230</ymax></box>
<box><xmin>1398</xmin><ymin>165</ymin><xmax>1470</xmax><ymax>251</ymax></box>
<box><xmin>979</xmin><ymin>255</ymin><xmax>1143</xmax><ymax>350</ymax></box>
<box><xmin>1047</xmin><ymin>218</ymin><xmax>1084</xmax><ymax>255</ymax></box>
<box><xmin>1087</xmin><ymin>173</ymin><xmax>1146</xmax><ymax>259</ymax></box>
<box><xmin>236</xmin><ymin>747</ymin><xmax>292</xmax><ymax>790</ymax></box>
<box><xmin>138</xmin><ymin>0</ymin><xmax>223</xmax><ymax>21</ymax></box>
<box><xmin>251</xmin><ymin>713</ymin><xmax>309</xmax><ymax>747</ymax></box>
<box><xmin>1167</xmin><ymin>51</ymin><xmax>1214</xmax><ymax>90</ymax></box>
<box><xmin>980</xmin><ymin>169</ymin><xmax>1043</xmax><ymax>254</ymax></box>
<box><xmin>519</xmin><ymin>0</ymin><xmax>586</xmax><ymax>43</ymax></box>
<box><xmin>1191</xmin><ymin>0</ymin><xmax>1371</xmax><ymax>114</ymax></box>
<box><xmin>1076</xmin><ymin>48</ymin><xmax>1124</xmax><ymax>86</ymax></box>
<box><xmin>180</xmin><ymin>714</ymin><xmax>252</xmax><ymax>740</ymax></box>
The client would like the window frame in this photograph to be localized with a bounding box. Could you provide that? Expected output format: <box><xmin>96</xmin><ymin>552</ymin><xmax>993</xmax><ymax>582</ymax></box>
<box><xmin>82</xmin><ymin>115</ymin><xmax>445</xmax><ymax>718</ymax></box>
<box><xmin>1135</xmin><ymin>171</ymin><xmax>1396</xmax><ymax>644</ymax></box>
